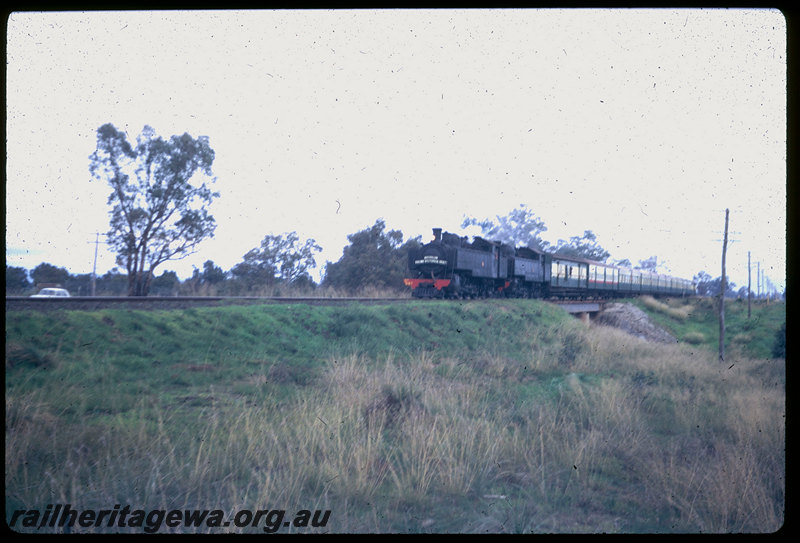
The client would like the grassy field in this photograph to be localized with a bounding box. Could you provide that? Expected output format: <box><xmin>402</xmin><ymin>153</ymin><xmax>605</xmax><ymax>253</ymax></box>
<box><xmin>632</xmin><ymin>295</ymin><xmax>786</xmax><ymax>359</ymax></box>
<box><xmin>5</xmin><ymin>298</ymin><xmax>785</xmax><ymax>533</ymax></box>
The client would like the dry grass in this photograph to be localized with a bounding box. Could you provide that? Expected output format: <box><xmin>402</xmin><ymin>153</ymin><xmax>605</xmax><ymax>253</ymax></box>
<box><xmin>6</xmin><ymin>320</ymin><xmax>784</xmax><ymax>533</ymax></box>
<box><xmin>682</xmin><ymin>331</ymin><xmax>707</xmax><ymax>344</ymax></box>
<box><xmin>640</xmin><ymin>295</ymin><xmax>695</xmax><ymax>320</ymax></box>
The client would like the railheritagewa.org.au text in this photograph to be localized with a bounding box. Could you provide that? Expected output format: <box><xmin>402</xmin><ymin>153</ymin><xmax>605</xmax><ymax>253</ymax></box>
<box><xmin>8</xmin><ymin>504</ymin><xmax>331</xmax><ymax>533</ymax></box>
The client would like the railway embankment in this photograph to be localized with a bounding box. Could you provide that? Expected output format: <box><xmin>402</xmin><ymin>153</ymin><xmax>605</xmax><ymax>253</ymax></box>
<box><xmin>6</xmin><ymin>297</ymin><xmax>785</xmax><ymax>533</ymax></box>
<box><xmin>593</xmin><ymin>303</ymin><xmax>678</xmax><ymax>344</ymax></box>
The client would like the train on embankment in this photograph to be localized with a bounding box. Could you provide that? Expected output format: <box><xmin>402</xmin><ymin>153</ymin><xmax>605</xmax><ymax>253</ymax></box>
<box><xmin>404</xmin><ymin>228</ymin><xmax>695</xmax><ymax>300</ymax></box>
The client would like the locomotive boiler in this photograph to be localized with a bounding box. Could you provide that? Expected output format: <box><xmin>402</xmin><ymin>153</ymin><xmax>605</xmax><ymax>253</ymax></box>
<box><xmin>405</xmin><ymin>228</ymin><xmax>694</xmax><ymax>300</ymax></box>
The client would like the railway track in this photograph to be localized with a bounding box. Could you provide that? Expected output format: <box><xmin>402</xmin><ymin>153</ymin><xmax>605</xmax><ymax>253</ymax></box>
<box><xmin>5</xmin><ymin>295</ymin><xmax>608</xmax><ymax>315</ymax></box>
<box><xmin>4</xmin><ymin>295</ymin><xmax>412</xmax><ymax>312</ymax></box>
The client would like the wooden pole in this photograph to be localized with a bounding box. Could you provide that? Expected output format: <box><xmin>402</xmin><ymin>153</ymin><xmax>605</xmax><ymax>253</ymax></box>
<box><xmin>757</xmin><ymin>262</ymin><xmax>761</xmax><ymax>299</ymax></box>
<box><xmin>747</xmin><ymin>250</ymin><xmax>752</xmax><ymax>318</ymax></box>
<box><xmin>91</xmin><ymin>232</ymin><xmax>99</xmax><ymax>296</ymax></box>
<box><xmin>719</xmin><ymin>209</ymin><xmax>729</xmax><ymax>363</ymax></box>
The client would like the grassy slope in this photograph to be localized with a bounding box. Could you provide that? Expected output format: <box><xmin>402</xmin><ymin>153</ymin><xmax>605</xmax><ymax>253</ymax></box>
<box><xmin>630</xmin><ymin>296</ymin><xmax>786</xmax><ymax>359</ymax></box>
<box><xmin>5</xmin><ymin>298</ymin><xmax>785</xmax><ymax>533</ymax></box>
<box><xmin>5</xmin><ymin>300</ymin><xmax>567</xmax><ymax>412</ymax></box>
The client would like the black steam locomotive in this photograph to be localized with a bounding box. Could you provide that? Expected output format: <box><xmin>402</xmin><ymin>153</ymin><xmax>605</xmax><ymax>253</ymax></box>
<box><xmin>404</xmin><ymin>228</ymin><xmax>694</xmax><ymax>299</ymax></box>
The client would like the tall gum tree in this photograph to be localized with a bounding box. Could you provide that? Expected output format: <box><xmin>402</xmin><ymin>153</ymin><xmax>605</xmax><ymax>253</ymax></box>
<box><xmin>89</xmin><ymin>123</ymin><xmax>219</xmax><ymax>296</ymax></box>
<box><xmin>462</xmin><ymin>204</ymin><xmax>551</xmax><ymax>252</ymax></box>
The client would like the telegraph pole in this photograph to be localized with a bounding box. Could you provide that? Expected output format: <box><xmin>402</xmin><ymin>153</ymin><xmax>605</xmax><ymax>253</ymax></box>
<box><xmin>747</xmin><ymin>251</ymin><xmax>752</xmax><ymax>318</ymax></box>
<box><xmin>719</xmin><ymin>209</ymin><xmax>729</xmax><ymax>363</ymax></box>
<box><xmin>757</xmin><ymin>262</ymin><xmax>761</xmax><ymax>300</ymax></box>
<box><xmin>91</xmin><ymin>232</ymin><xmax>100</xmax><ymax>296</ymax></box>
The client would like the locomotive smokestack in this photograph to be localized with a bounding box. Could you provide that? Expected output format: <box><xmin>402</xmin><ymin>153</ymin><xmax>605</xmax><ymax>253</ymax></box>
<box><xmin>433</xmin><ymin>228</ymin><xmax>442</xmax><ymax>242</ymax></box>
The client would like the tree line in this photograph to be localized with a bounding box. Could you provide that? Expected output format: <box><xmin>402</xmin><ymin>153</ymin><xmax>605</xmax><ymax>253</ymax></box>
<box><xmin>6</xmin><ymin>219</ymin><xmax>420</xmax><ymax>297</ymax></box>
<box><xmin>6</xmin><ymin>124</ymin><xmax>779</xmax><ymax>299</ymax></box>
<box><xmin>8</xmin><ymin>211</ymin><xmax>761</xmax><ymax>299</ymax></box>
<box><xmin>80</xmin><ymin>124</ymin><xmax>672</xmax><ymax>297</ymax></box>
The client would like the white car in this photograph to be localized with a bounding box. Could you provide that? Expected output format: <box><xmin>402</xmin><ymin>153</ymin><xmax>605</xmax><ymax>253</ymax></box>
<box><xmin>30</xmin><ymin>288</ymin><xmax>71</xmax><ymax>298</ymax></box>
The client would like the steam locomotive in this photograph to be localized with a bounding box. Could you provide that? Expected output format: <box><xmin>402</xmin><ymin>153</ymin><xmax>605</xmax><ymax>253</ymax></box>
<box><xmin>404</xmin><ymin>228</ymin><xmax>695</xmax><ymax>299</ymax></box>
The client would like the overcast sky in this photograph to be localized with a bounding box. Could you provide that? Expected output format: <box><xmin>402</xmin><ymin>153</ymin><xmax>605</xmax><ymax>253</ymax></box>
<box><xmin>5</xmin><ymin>9</ymin><xmax>787</xmax><ymax>292</ymax></box>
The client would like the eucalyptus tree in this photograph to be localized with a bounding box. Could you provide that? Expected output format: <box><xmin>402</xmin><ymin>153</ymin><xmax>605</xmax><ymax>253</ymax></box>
<box><xmin>89</xmin><ymin>123</ymin><xmax>219</xmax><ymax>296</ymax></box>
<box><xmin>323</xmin><ymin>220</ymin><xmax>420</xmax><ymax>292</ymax></box>
<box><xmin>31</xmin><ymin>262</ymin><xmax>70</xmax><ymax>287</ymax></box>
<box><xmin>231</xmin><ymin>232</ymin><xmax>322</xmax><ymax>291</ymax></box>
<box><xmin>554</xmin><ymin>230</ymin><xmax>611</xmax><ymax>262</ymax></box>
<box><xmin>5</xmin><ymin>265</ymin><xmax>31</xmax><ymax>294</ymax></box>
<box><xmin>462</xmin><ymin>204</ymin><xmax>551</xmax><ymax>251</ymax></box>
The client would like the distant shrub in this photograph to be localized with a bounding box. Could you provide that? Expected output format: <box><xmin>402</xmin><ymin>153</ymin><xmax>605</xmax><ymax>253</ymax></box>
<box><xmin>772</xmin><ymin>322</ymin><xmax>786</xmax><ymax>358</ymax></box>
<box><xmin>641</xmin><ymin>295</ymin><xmax>693</xmax><ymax>320</ymax></box>
<box><xmin>682</xmin><ymin>332</ymin><xmax>706</xmax><ymax>345</ymax></box>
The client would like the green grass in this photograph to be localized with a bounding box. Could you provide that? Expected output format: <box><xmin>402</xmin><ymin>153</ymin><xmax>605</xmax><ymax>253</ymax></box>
<box><xmin>5</xmin><ymin>298</ymin><xmax>785</xmax><ymax>533</ymax></box>
<box><xmin>630</xmin><ymin>296</ymin><xmax>785</xmax><ymax>359</ymax></box>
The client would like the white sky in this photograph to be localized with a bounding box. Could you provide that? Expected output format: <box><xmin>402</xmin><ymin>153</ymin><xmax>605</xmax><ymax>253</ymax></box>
<box><xmin>5</xmin><ymin>9</ymin><xmax>787</xmax><ymax>292</ymax></box>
